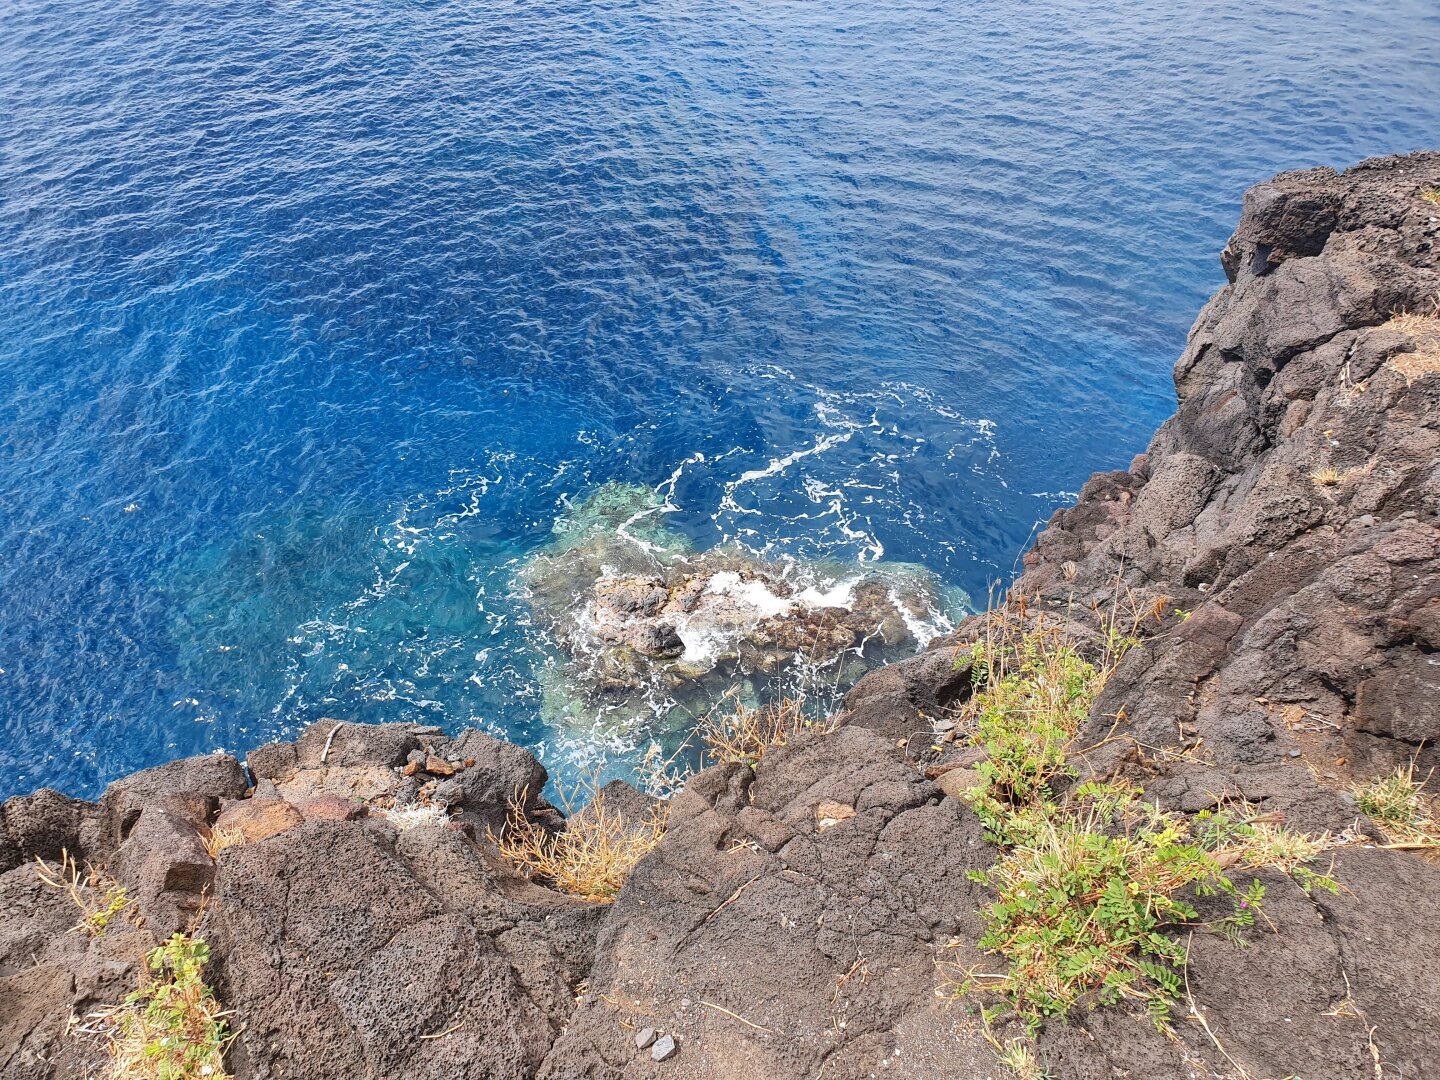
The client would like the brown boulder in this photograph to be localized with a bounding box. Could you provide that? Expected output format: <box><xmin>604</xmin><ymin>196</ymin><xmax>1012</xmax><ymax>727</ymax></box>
<box><xmin>213</xmin><ymin>797</ymin><xmax>304</xmax><ymax>845</ymax></box>
<box><xmin>292</xmin><ymin>793</ymin><xmax>368</xmax><ymax>822</ymax></box>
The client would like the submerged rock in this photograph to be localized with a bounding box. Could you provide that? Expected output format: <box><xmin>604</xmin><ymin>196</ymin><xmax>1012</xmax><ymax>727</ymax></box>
<box><xmin>521</xmin><ymin>483</ymin><xmax>955</xmax><ymax>741</ymax></box>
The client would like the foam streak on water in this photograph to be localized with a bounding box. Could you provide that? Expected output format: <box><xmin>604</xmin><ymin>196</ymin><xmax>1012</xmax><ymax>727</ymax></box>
<box><xmin>1</xmin><ymin>0</ymin><xmax>1437</xmax><ymax>798</ymax></box>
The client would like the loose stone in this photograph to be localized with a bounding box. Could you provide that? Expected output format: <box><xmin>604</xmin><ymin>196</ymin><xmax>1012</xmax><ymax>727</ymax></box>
<box><xmin>651</xmin><ymin>1034</ymin><xmax>678</xmax><ymax>1061</ymax></box>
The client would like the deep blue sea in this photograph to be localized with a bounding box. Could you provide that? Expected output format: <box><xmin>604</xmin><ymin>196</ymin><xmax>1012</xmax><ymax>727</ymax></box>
<box><xmin>2</xmin><ymin>0</ymin><xmax>1437</xmax><ymax>801</ymax></box>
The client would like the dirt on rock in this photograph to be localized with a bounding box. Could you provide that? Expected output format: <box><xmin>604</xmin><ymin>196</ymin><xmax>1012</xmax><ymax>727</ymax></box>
<box><xmin>4</xmin><ymin>152</ymin><xmax>1440</xmax><ymax>1079</ymax></box>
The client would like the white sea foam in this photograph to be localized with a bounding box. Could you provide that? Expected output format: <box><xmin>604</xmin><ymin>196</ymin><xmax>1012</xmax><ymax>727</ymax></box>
<box><xmin>717</xmin><ymin>430</ymin><xmax>855</xmax><ymax>519</ymax></box>
<box><xmin>702</xmin><ymin>571</ymin><xmax>793</xmax><ymax>618</ymax></box>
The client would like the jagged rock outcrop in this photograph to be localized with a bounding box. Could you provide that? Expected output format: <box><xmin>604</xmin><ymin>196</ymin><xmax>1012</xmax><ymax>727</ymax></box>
<box><xmin>4</xmin><ymin>152</ymin><xmax>1440</xmax><ymax>1080</ymax></box>
<box><xmin>1</xmin><ymin>725</ymin><xmax>602</xmax><ymax>1080</ymax></box>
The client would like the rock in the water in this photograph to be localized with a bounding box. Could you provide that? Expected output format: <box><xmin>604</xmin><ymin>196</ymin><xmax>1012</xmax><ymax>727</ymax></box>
<box><xmin>519</xmin><ymin>483</ymin><xmax>957</xmax><ymax>764</ymax></box>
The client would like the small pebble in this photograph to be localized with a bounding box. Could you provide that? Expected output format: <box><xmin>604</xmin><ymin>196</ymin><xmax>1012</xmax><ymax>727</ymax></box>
<box><xmin>634</xmin><ymin>1027</ymin><xmax>657</xmax><ymax>1049</ymax></box>
<box><xmin>651</xmin><ymin>1034</ymin><xmax>678</xmax><ymax>1062</ymax></box>
<box><xmin>1288</xmin><ymin>749</ymin><xmax>1302</xmax><ymax>758</ymax></box>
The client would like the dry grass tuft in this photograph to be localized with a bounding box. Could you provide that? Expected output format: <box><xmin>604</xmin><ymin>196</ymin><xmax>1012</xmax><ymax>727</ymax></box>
<box><xmin>983</xmin><ymin>1028</ymin><xmax>1052</xmax><ymax>1080</ymax></box>
<box><xmin>1353</xmin><ymin>761</ymin><xmax>1440</xmax><ymax>854</ymax></box>
<box><xmin>636</xmin><ymin>738</ymin><xmax>695</xmax><ymax>798</ymax></box>
<box><xmin>34</xmin><ymin>851</ymin><xmax>134</xmax><ymax>937</ymax></box>
<box><xmin>1309</xmin><ymin>466</ymin><xmax>1343</xmax><ymax>488</ymax></box>
<box><xmin>1199</xmin><ymin>800</ymin><xmax>1336</xmax><ymax>879</ymax></box>
<box><xmin>697</xmin><ymin>695</ymin><xmax>836</xmax><ymax>768</ymax></box>
<box><xmin>378</xmin><ymin>801</ymin><xmax>451</xmax><ymax>831</ymax></box>
<box><xmin>1418</xmin><ymin>186</ymin><xmax>1440</xmax><ymax>205</ymax></box>
<box><xmin>1385</xmin><ymin>308</ymin><xmax>1440</xmax><ymax>386</ymax></box>
<box><xmin>200</xmin><ymin>827</ymin><xmax>245</xmax><ymax>860</ymax></box>
<box><xmin>489</xmin><ymin>780</ymin><xmax>668</xmax><ymax>902</ymax></box>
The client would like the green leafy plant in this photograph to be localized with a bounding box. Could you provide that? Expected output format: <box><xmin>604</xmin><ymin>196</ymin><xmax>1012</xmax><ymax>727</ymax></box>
<box><xmin>949</xmin><ymin>599</ymin><xmax>1339</xmax><ymax>1055</ymax></box>
<box><xmin>956</xmin><ymin>609</ymin><xmax>1130</xmax><ymax>846</ymax></box>
<box><xmin>970</xmin><ymin>634</ymin><xmax>1095</xmax><ymax>805</ymax></box>
<box><xmin>110</xmin><ymin>934</ymin><xmax>232</xmax><ymax>1079</ymax></box>
<box><xmin>963</xmin><ymin>792</ymin><xmax>1266</xmax><ymax>1035</ymax></box>
<box><xmin>1191</xmin><ymin>804</ymin><xmax>1340</xmax><ymax>895</ymax></box>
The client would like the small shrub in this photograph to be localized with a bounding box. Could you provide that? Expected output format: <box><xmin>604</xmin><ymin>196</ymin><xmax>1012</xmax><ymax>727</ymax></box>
<box><xmin>697</xmin><ymin>696</ymin><xmax>835</xmax><ymax>768</ymax></box>
<box><xmin>962</xmin><ymin>793</ymin><xmax>1266</xmax><ymax>1035</ymax></box>
<box><xmin>967</xmin><ymin>630</ymin><xmax>1096</xmax><ymax>807</ymax></box>
<box><xmin>34</xmin><ymin>851</ymin><xmax>134</xmax><ymax>937</ymax></box>
<box><xmin>1309</xmin><ymin>466</ymin><xmax>1343</xmax><ymax>487</ymax></box>
<box><xmin>949</xmin><ymin>600</ymin><xmax>1338</xmax><ymax>1053</ymax></box>
<box><xmin>489</xmin><ymin>781</ymin><xmax>668</xmax><ymax>902</ymax></box>
<box><xmin>955</xmin><ymin>607</ymin><xmax>1139</xmax><ymax>844</ymax></box>
<box><xmin>1419</xmin><ymin>186</ymin><xmax>1440</xmax><ymax>205</ymax></box>
<box><xmin>108</xmin><ymin>934</ymin><xmax>232</xmax><ymax>1080</ymax></box>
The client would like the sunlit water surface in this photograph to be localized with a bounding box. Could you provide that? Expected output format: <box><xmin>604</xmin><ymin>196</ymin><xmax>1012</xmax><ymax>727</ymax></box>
<box><xmin>2</xmin><ymin>0</ymin><xmax>1437</xmax><ymax>798</ymax></box>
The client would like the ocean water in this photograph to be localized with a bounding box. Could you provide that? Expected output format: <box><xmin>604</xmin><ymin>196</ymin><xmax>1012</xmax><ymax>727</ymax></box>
<box><xmin>2</xmin><ymin>0</ymin><xmax>1437</xmax><ymax>801</ymax></box>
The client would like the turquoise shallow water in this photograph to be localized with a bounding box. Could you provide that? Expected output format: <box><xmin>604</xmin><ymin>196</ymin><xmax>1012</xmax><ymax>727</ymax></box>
<box><xmin>2</xmin><ymin>0</ymin><xmax>1437</xmax><ymax>799</ymax></box>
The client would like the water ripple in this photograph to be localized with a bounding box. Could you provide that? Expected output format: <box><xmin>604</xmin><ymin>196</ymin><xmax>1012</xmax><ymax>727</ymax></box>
<box><xmin>2</xmin><ymin>0</ymin><xmax>1437</xmax><ymax>797</ymax></box>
